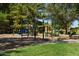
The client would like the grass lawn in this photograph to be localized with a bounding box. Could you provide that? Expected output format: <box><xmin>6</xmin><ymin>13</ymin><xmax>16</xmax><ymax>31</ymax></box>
<box><xmin>1</xmin><ymin>43</ymin><xmax>79</xmax><ymax>56</ymax></box>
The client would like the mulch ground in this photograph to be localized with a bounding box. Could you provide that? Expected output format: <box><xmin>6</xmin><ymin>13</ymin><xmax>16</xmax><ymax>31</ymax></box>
<box><xmin>0</xmin><ymin>34</ymin><xmax>79</xmax><ymax>51</ymax></box>
<box><xmin>0</xmin><ymin>36</ymin><xmax>51</xmax><ymax>51</ymax></box>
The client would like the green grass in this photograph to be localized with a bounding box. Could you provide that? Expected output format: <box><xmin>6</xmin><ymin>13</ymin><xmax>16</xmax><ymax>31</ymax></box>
<box><xmin>1</xmin><ymin>43</ymin><xmax>79</xmax><ymax>56</ymax></box>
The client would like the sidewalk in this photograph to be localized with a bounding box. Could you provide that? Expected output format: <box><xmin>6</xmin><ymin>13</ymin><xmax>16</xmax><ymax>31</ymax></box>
<box><xmin>0</xmin><ymin>34</ymin><xmax>52</xmax><ymax>40</ymax></box>
<box><xmin>0</xmin><ymin>34</ymin><xmax>21</xmax><ymax>39</ymax></box>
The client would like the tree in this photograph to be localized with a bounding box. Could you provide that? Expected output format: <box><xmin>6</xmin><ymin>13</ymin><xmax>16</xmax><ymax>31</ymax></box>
<box><xmin>37</xmin><ymin>4</ymin><xmax>47</xmax><ymax>39</ymax></box>
<box><xmin>0</xmin><ymin>12</ymin><xmax>9</xmax><ymax>33</ymax></box>
<box><xmin>74</xmin><ymin>4</ymin><xmax>79</xmax><ymax>26</ymax></box>
<box><xmin>0</xmin><ymin>3</ymin><xmax>10</xmax><ymax>13</ymax></box>
<box><xmin>8</xmin><ymin>4</ymin><xmax>28</xmax><ymax>33</ymax></box>
<box><xmin>8</xmin><ymin>3</ymin><xmax>43</xmax><ymax>40</ymax></box>
<box><xmin>47</xmin><ymin>4</ymin><xmax>77</xmax><ymax>34</ymax></box>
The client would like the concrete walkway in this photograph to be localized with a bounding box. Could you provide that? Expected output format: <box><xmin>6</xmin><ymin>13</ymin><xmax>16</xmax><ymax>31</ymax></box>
<box><xmin>61</xmin><ymin>39</ymin><xmax>79</xmax><ymax>43</ymax></box>
<box><xmin>0</xmin><ymin>34</ymin><xmax>79</xmax><ymax>43</ymax></box>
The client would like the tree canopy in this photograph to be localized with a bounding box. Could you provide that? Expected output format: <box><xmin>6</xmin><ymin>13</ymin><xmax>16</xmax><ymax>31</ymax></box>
<box><xmin>0</xmin><ymin>3</ymin><xmax>79</xmax><ymax>35</ymax></box>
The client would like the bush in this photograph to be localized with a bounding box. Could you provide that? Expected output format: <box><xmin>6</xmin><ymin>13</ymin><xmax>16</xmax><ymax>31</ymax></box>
<box><xmin>59</xmin><ymin>31</ymin><xmax>64</xmax><ymax>34</ymax></box>
<box><xmin>68</xmin><ymin>31</ymin><xmax>71</xmax><ymax>35</ymax></box>
<box><xmin>71</xmin><ymin>31</ymin><xmax>76</xmax><ymax>35</ymax></box>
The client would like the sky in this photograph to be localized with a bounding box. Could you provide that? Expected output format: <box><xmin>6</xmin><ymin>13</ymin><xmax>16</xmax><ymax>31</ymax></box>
<box><xmin>71</xmin><ymin>20</ymin><xmax>79</xmax><ymax>28</ymax></box>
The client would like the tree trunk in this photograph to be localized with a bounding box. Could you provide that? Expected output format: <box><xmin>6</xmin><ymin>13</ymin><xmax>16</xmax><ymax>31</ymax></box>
<box><xmin>47</xmin><ymin>26</ymin><xmax>48</xmax><ymax>37</ymax></box>
<box><xmin>33</xmin><ymin>19</ymin><xmax>37</xmax><ymax>41</ymax></box>
<box><xmin>43</xmin><ymin>20</ymin><xmax>44</xmax><ymax>39</ymax></box>
<box><xmin>34</xmin><ymin>27</ymin><xmax>36</xmax><ymax>40</ymax></box>
<box><xmin>27</xmin><ymin>24</ymin><xmax>29</xmax><ymax>39</ymax></box>
<box><xmin>42</xmin><ymin>26</ymin><xmax>44</xmax><ymax>39</ymax></box>
<box><xmin>65</xmin><ymin>27</ymin><xmax>68</xmax><ymax>34</ymax></box>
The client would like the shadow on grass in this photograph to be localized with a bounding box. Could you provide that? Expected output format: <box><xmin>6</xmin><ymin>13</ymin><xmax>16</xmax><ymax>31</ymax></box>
<box><xmin>0</xmin><ymin>50</ymin><xmax>23</xmax><ymax>56</ymax></box>
<box><xmin>0</xmin><ymin>52</ymin><xmax>7</xmax><ymax>56</ymax></box>
<box><xmin>0</xmin><ymin>37</ymin><xmax>51</xmax><ymax>56</ymax></box>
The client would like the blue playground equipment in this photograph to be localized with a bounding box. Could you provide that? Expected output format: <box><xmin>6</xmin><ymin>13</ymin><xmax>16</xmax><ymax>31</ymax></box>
<box><xmin>19</xmin><ymin>29</ymin><xmax>28</xmax><ymax>34</ymax></box>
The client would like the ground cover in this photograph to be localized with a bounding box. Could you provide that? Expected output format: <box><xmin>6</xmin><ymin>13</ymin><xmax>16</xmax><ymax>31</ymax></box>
<box><xmin>1</xmin><ymin>43</ymin><xmax>79</xmax><ymax>56</ymax></box>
